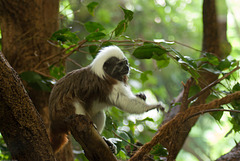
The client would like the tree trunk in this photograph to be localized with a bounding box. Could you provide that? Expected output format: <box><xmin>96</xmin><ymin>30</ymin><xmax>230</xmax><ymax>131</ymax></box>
<box><xmin>0</xmin><ymin>52</ymin><xmax>55</xmax><ymax>161</ymax></box>
<box><xmin>0</xmin><ymin>1</ymin><xmax>73</xmax><ymax>160</ymax></box>
<box><xmin>163</xmin><ymin>0</ymin><xmax>231</xmax><ymax>159</ymax></box>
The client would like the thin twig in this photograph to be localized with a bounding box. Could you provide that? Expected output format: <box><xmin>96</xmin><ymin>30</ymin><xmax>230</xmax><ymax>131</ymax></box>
<box><xmin>66</xmin><ymin>57</ymin><xmax>82</xmax><ymax>68</ymax></box>
<box><xmin>184</xmin><ymin>108</ymin><xmax>240</xmax><ymax>122</ymax></box>
<box><xmin>112</xmin><ymin>130</ymin><xmax>139</xmax><ymax>149</ymax></box>
<box><xmin>172</xmin><ymin>40</ymin><xmax>203</xmax><ymax>52</ymax></box>
<box><xmin>33</xmin><ymin>70</ymin><xmax>55</xmax><ymax>79</ymax></box>
<box><xmin>188</xmin><ymin>64</ymin><xmax>240</xmax><ymax>103</ymax></box>
<box><xmin>180</xmin><ymin>78</ymin><xmax>193</xmax><ymax>112</ymax></box>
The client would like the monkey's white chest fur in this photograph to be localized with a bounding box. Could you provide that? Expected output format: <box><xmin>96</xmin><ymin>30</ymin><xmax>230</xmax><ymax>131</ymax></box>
<box><xmin>73</xmin><ymin>100</ymin><xmax>108</xmax><ymax>133</ymax></box>
<box><xmin>73</xmin><ymin>100</ymin><xmax>109</xmax><ymax>117</ymax></box>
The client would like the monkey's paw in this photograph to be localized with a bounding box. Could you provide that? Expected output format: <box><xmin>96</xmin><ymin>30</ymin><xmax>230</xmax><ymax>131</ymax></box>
<box><xmin>136</xmin><ymin>93</ymin><xmax>146</xmax><ymax>101</ymax></box>
<box><xmin>156</xmin><ymin>103</ymin><xmax>164</xmax><ymax>112</ymax></box>
<box><xmin>103</xmin><ymin>137</ymin><xmax>121</xmax><ymax>154</ymax></box>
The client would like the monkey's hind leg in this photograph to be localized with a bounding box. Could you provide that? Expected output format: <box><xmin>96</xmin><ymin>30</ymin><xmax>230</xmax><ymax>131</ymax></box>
<box><xmin>49</xmin><ymin>121</ymin><xmax>69</xmax><ymax>153</ymax></box>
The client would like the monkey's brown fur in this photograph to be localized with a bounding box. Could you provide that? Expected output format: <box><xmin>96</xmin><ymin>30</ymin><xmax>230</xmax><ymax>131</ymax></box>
<box><xmin>49</xmin><ymin>66</ymin><xmax>122</xmax><ymax>152</ymax></box>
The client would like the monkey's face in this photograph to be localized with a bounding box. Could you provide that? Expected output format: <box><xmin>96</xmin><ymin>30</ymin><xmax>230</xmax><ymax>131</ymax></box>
<box><xmin>103</xmin><ymin>57</ymin><xmax>129</xmax><ymax>81</ymax></box>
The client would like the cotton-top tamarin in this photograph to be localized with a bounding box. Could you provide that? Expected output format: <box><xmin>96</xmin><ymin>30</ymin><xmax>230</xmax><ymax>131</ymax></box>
<box><xmin>49</xmin><ymin>46</ymin><xmax>163</xmax><ymax>153</ymax></box>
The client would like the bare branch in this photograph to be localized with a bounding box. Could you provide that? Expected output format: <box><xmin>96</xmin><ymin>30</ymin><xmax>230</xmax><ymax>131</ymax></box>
<box><xmin>184</xmin><ymin>108</ymin><xmax>240</xmax><ymax>123</ymax></box>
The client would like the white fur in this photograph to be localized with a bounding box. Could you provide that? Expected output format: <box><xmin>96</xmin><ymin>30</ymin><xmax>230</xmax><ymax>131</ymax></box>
<box><xmin>74</xmin><ymin>101</ymin><xmax>86</xmax><ymax>115</ymax></box>
<box><xmin>90</xmin><ymin>46</ymin><xmax>127</xmax><ymax>79</ymax></box>
<box><xmin>108</xmin><ymin>83</ymin><xmax>158</xmax><ymax>113</ymax></box>
<box><xmin>73</xmin><ymin>100</ymin><xmax>108</xmax><ymax>133</ymax></box>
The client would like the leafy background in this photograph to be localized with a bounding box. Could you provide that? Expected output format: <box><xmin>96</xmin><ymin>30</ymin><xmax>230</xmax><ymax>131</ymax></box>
<box><xmin>1</xmin><ymin>0</ymin><xmax>240</xmax><ymax>160</ymax></box>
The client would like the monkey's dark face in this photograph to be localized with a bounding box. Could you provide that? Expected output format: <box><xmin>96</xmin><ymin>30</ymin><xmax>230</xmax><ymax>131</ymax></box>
<box><xmin>103</xmin><ymin>57</ymin><xmax>129</xmax><ymax>81</ymax></box>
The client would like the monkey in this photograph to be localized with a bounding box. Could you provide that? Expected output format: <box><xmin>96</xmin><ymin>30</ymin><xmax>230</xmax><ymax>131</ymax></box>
<box><xmin>49</xmin><ymin>45</ymin><xmax>164</xmax><ymax>153</ymax></box>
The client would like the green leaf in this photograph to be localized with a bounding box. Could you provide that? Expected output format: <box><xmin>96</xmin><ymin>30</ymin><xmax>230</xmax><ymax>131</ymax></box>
<box><xmin>201</xmin><ymin>63</ymin><xmax>221</xmax><ymax>74</ymax></box>
<box><xmin>116</xmin><ymin>150</ymin><xmax>128</xmax><ymax>160</ymax></box>
<box><xmin>123</xmin><ymin>131</ymin><xmax>135</xmax><ymax>144</ymax></box>
<box><xmin>20</xmin><ymin>71</ymin><xmax>42</xmax><ymax>83</ymax></box>
<box><xmin>119</xmin><ymin>131</ymin><xmax>135</xmax><ymax>144</ymax></box>
<box><xmin>84</xmin><ymin>22</ymin><xmax>105</xmax><ymax>33</ymax></box>
<box><xmin>233</xmin><ymin>83</ymin><xmax>240</xmax><ymax>92</ymax></box>
<box><xmin>133</xmin><ymin>44</ymin><xmax>167</xmax><ymax>59</ymax></box>
<box><xmin>170</xmin><ymin>47</ymin><xmax>184</xmax><ymax>60</ymax></box>
<box><xmin>150</xmin><ymin>144</ymin><xmax>168</xmax><ymax>156</ymax></box>
<box><xmin>140</xmin><ymin>71</ymin><xmax>152</xmax><ymax>83</ymax></box>
<box><xmin>156</xmin><ymin>57</ymin><xmax>170</xmax><ymax>68</ymax></box>
<box><xmin>206</xmin><ymin>94</ymin><xmax>219</xmax><ymax>103</ymax></box>
<box><xmin>49</xmin><ymin>65</ymin><xmax>65</xmax><ymax>80</ymax></box>
<box><xmin>203</xmin><ymin>53</ymin><xmax>220</xmax><ymax>66</ymax></box>
<box><xmin>86</xmin><ymin>32</ymin><xmax>106</xmax><ymax>41</ymax></box>
<box><xmin>87</xmin><ymin>2</ymin><xmax>99</xmax><ymax>16</ymax></box>
<box><xmin>153</xmin><ymin>52</ymin><xmax>170</xmax><ymax>68</ymax></box>
<box><xmin>184</xmin><ymin>56</ymin><xmax>197</xmax><ymax>69</ymax></box>
<box><xmin>114</xmin><ymin>20</ymin><xmax>128</xmax><ymax>37</ymax></box>
<box><xmin>51</xmin><ymin>28</ymin><xmax>79</xmax><ymax>44</ymax></box>
<box><xmin>217</xmin><ymin>59</ymin><xmax>231</xmax><ymax>71</ymax></box>
<box><xmin>88</xmin><ymin>45</ymin><xmax>99</xmax><ymax>58</ymax></box>
<box><xmin>211</xmin><ymin>107</ymin><xmax>224</xmax><ymax>121</ymax></box>
<box><xmin>230</xmin><ymin>117</ymin><xmax>240</xmax><ymax>132</ymax></box>
<box><xmin>188</xmin><ymin>85</ymin><xmax>201</xmax><ymax>98</ymax></box>
<box><xmin>20</xmin><ymin>71</ymin><xmax>52</xmax><ymax>92</ymax></box>
<box><xmin>121</xmin><ymin>7</ymin><xmax>134</xmax><ymax>21</ymax></box>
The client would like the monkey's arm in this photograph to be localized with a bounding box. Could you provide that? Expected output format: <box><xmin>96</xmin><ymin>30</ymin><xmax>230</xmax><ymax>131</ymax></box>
<box><xmin>108</xmin><ymin>83</ymin><xmax>163</xmax><ymax>114</ymax></box>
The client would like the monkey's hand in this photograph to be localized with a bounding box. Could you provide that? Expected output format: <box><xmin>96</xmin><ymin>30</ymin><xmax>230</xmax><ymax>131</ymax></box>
<box><xmin>136</xmin><ymin>93</ymin><xmax>146</xmax><ymax>101</ymax></box>
<box><xmin>103</xmin><ymin>137</ymin><xmax>118</xmax><ymax>154</ymax></box>
<box><xmin>156</xmin><ymin>103</ymin><xmax>165</xmax><ymax>112</ymax></box>
<box><xmin>147</xmin><ymin>103</ymin><xmax>164</xmax><ymax>112</ymax></box>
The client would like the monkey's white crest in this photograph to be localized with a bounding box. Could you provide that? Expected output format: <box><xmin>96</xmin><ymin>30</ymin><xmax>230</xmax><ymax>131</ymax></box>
<box><xmin>90</xmin><ymin>46</ymin><xmax>127</xmax><ymax>79</ymax></box>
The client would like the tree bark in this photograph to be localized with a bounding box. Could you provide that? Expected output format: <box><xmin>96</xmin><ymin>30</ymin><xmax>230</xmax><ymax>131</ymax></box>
<box><xmin>65</xmin><ymin>115</ymin><xmax>118</xmax><ymax>161</ymax></box>
<box><xmin>162</xmin><ymin>0</ymin><xmax>230</xmax><ymax>159</ymax></box>
<box><xmin>0</xmin><ymin>52</ymin><xmax>55</xmax><ymax>161</ymax></box>
<box><xmin>129</xmin><ymin>91</ymin><xmax>240</xmax><ymax>161</ymax></box>
<box><xmin>132</xmin><ymin>0</ymin><xmax>232</xmax><ymax>160</ymax></box>
<box><xmin>0</xmin><ymin>1</ymin><xmax>74</xmax><ymax>160</ymax></box>
<box><xmin>216</xmin><ymin>143</ymin><xmax>240</xmax><ymax>161</ymax></box>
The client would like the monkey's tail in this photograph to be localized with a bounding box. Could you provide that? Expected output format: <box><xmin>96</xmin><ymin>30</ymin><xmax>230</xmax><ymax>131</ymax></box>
<box><xmin>49</xmin><ymin>126</ymin><xmax>69</xmax><ymax>153</ymax></box>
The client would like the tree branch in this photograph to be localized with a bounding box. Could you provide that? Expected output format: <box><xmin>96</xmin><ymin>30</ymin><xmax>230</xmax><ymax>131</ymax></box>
<box><xmin>129</xmin><ymin>91</ymin><xmax>240</xmax><ymax>161</ymax></box>
<box><xmin>188</xmin><ymin>64</ymin><xmax>240</xmax><ymax>103</ymax></box>
<box><xmin>65</xmin><ymin>114</ymin><xmax>117</xmax><ymax>161</ymax></box>
<box><xmin>0</xmin><ymin>52</ymin><xmax>55</xmax><ymax>161</ymax></box>
<box><xmin>184</xmin><ymin>108</ymin><xmax>240</xmax><ymax>123</ymax></box>
<box><xmin>215</xmin><ymin>142</ymin><xmax>240</xmax><ymax>161</ymax></box>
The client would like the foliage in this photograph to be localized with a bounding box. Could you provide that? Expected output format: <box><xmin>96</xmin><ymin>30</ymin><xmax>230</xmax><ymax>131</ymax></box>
<box><xmin>48</xmin><ymin>1</ymin><xmax>240</xmax><ymax>161</ymax></box>
<box><xmin>1</xmin><ymin>0</ymin><xmax>240</xmax><ymax>160</ymax></box>
<box><xmin>0</xmin><ymin>134</ymin><xmax>10</xmax><ymax>160</ymax></box>
<box><xmin>49</xmin><ymin>1</ymin><xmax>240</xmax><ymax>160</ymax></box>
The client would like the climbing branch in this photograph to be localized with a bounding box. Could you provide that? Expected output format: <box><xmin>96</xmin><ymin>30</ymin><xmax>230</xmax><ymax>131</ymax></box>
<box><xmin>129</xmin><ymin>91</ymin><xmax>240</xmax><ymax>161</ymax></box>
<box><xmin>65</xmin><ymin>114</ymin><xmax>117</xmax><ymax>161</ymax></box>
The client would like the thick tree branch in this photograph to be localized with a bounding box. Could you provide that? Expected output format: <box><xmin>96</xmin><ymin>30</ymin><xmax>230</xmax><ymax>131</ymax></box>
<box><xmin>65</xmin><ymin>114</ymin><xmax>117</xmax><ymax>161</ymax></box>
<box><xmin>0</xmin><ymin>52</ymin><xmax>55</xmax><ymax>161</ymax></box>
<box><xmin>216</xmin><ymin>143</ymin><xmax>240</xmax><ymax>161</ymax></box>
<box><xmin>130</xmin><ymin>91</ymin><xmax>240</xmax><ymax>161</ymax></box>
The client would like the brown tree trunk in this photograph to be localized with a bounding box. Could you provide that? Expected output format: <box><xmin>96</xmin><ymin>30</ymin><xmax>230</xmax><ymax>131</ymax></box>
<box><xmin>0</xmin><ymin>52</ymin><xmax>55</xmax><ymax>161</ymax></box>
<box><xmin>0</xmin><ymin>1</ymin><xmax>73</xmax><ymax>160</ymax></box>
<box><xmin>163</xmin><ymin>0</ymin><xmax>231</xmax><ymax>160</ymax></box>
<box><xmin>163</xmin><ymin>0</ymin><xmax>230</xmax><ymax>160</ymax></box>
<box><xmin>130</xmin><ymin>0</ymin><xmax>232</xmax><ymax>160</ymax></box>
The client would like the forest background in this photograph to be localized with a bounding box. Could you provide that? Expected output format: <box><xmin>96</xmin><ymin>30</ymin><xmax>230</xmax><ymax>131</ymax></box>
<box><xmin>0</xmin><ymin>0</ymin><xmax>240</xmax><ymax>161</ymax></box>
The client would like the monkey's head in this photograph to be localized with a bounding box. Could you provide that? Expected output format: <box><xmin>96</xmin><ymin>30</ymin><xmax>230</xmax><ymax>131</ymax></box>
<box><xmin>90</xmin><ymin>46</ymin><xmax>129</xmax><ymax>81</ymax></box>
